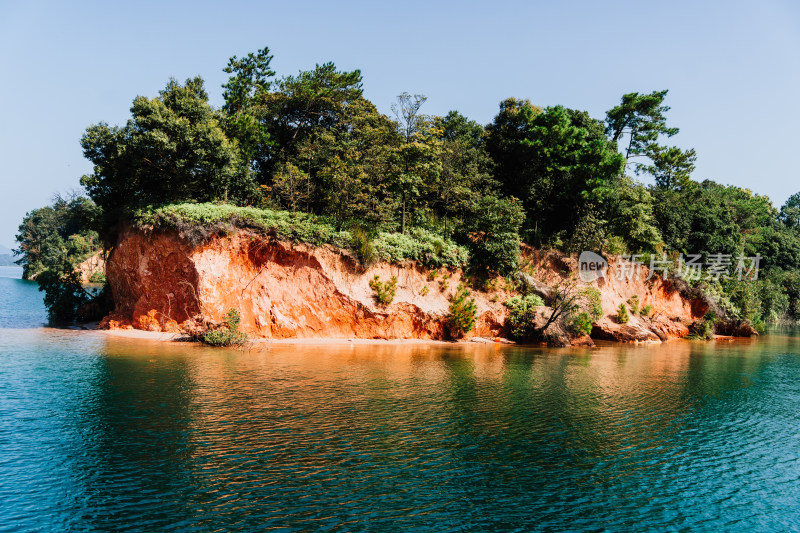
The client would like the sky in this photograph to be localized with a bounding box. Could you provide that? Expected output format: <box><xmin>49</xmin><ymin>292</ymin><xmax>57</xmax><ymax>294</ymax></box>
<box><xmin>1</xmin><ymin>0</ymin><xmax>798</xmax><ymax>248</ymax></box>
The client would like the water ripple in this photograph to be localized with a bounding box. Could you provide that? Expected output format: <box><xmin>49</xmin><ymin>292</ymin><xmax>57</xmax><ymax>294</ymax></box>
<box><xmin>2</xmin><ymin>333</ymin><xmax>800</xmax><ymax>531</ymax></box>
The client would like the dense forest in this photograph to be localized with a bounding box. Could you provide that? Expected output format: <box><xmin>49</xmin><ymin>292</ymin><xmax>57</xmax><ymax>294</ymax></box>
<box><xmin>15</xmin><ymin>46</ymin><xmax>800</xmax><ymax>328</ymax></box>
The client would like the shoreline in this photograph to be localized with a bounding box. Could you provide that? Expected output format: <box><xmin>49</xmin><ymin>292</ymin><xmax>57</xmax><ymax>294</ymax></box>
<box><xmin>94</xmin><ymin>327</ymin><xmax>500</xmax><ymax>346</ymax></box>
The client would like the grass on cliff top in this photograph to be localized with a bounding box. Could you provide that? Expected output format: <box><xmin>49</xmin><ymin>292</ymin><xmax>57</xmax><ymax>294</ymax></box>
<box><xmin>135</xmin><ymin>203</ymin><xmax>469</xmax><ymax>269</ymax></box>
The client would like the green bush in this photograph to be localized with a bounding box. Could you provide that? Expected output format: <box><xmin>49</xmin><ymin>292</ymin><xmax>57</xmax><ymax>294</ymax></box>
<box><xmin>583</xmin><ymin>287</ymin><xmax>603</xmax><ymax>322</ymax></box>
<box><xmin>202</xmin><ymin>308</ymin><xmax>248</xmax><ymax>347</ymax></box>
<box><xmin>505</xmin><ymin>294</ymin><xmax>545</xmax><ymax>340</ymax></box>
<box><xmin>369</xmin><ymin>275</ymin><xmax>398</xmax><ymax>305</ymax></box>
<box><xmin>459</xmin><ymin>195</ymin><xmax>525</xmax><ymax>275</ymax></box>
<box><xmin>350</xmin><ymin>225</ymin><xmax>377</xmax><ymax>266</ymax></box>
<box><xmin>688</xmin><ymin>311</ymin><xmax>717</xmax><ymax>340</ymax></box>
<box><xmin>373</xmin><ymin>227</ymin><xmax>469</xmax><ymax>269</ymax></box>
<box><xmin>136</xmin><ymin>203</ymin><xmax>351</xmax><ymax>247</ymax></box>
<box><xmin>627</xmin><ymin>295</ymin><xmax>640</xmax><ymax>315</ymax></box>
<box><xmin>567</xmin><ymin>288</ymin><xmax>603</xmax><ymax>336</ymax></box>
<box><xmin>89</xmin><ymin>271</ymin><xmax>107</xmax><ymax>284</ymax></box>
<box><xmin>570</xmin><ymin>311</ymin><xmax>594</xmax><ymax>336</ymax></box>
<box><xmin>641</xmin><ymin>304</ymin><xmax>654</xmax><ymax>317</ymax></box>
<box><xmin>616</xmin><ymin>303</ymin><xmax>630</xmax><ymax>324</ymax></box>
<box><xmin>449</xmin><ymin>284</ymin><xmax>478</xmax><ymax>337</ymax></box>
<box><xmin>137</xmin><ymin>204</ymin><xmax>469</xmax><ymax>269</ymax></box>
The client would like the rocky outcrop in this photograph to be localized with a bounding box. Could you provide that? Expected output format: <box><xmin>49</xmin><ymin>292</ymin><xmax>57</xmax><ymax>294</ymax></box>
<box><xmin>76</xmin><ymin>251</ymin><xmax>106</xmax><ymax>284</ymax></box>
<box><xmin>101</xmin><ymin>228</ymin><xmax>713</xmax><ymax>345</ymax></box>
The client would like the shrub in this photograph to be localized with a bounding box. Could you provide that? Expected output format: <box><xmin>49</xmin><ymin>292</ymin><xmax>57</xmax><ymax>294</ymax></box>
<box><xmin>136</xmin><ymin>204</ymin><xmax>469</xmax><ymax>269</ymax></box>
<box><xmin>570</xmin><ymin>311</ymin><xmax>594</xmax><ymax>336</ymax></box>
<box><xmin>616</xmin><ymin>304</ymin><xmax>630</xmax><ymax>324</ymax></box>
<box><xmin>505</xmin><ymin>294</ymin><xmax>545</xmax><ymax>340</ymax></box>
<box><xmin>202</xmin><ymin>308</ymin><xmax>248</xmax><ymax>347</ymax></box>
<box><xmin>689</xmin><ymin>311</ymin><xmax>717</xmax><ymax>340</ymax></box>
<box><xmin>369</xmin><ymin>275</ymin><xmax>398</xmax><ymax>305</ymax></box>
<box><xmin>89</xmin><ymin>271</ymin><xmax>107</xmax><ymax>284</ymax></box>
<box><xmin>449</xmin><ymin>284</ymin><xmax>478</xmax><ymax>337</ymax></box>
<box><xmin>583</xmin><ymin>287</ymin><xmax>603</xmax><ymax>322</ymax></box>
<box><xmin>627</xmin><ymin>295</ymin><xmax>640</xmax><ymax>315</ymax></box>
<box><xmin>350</xmin><ymin>225</ymin><xmax>377</xmax><ymax>266</ymax></box>
<box><xmin>373</xmin><ymin>228</ymin><xmax>469</xmax><ymax>269</ymax></box>
<box><xmin>137</xmin><ymin>203</ymin><xmax>351</xmax><ymax>248</ymax></box>
<box><xmin>641</xmin><ymin>304</ymin><xmax>654</xmax><ymax>317</ymax></box>
<box><xmin>420</xmin><ymin>286</ymin><xmax>430</xmax><ymax>296</ymax></box>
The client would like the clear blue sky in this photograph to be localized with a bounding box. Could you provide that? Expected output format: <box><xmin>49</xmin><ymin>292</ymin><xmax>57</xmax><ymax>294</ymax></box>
<box><xmin>1</xmin><ymin>0</ymin><xmax>798</xmax><ymax>248</ymax></box>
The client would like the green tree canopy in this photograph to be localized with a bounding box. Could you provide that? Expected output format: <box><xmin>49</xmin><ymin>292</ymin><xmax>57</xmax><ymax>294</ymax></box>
<box><xmin>605</xmin><ymin>90</ymin><xmax>679</xmax><ymax>165</ymax></box>
<box><xmin>80</xmin><ymin>77</ymin><xmax>254</xmax><ymax>226</ymax></box>
<box><xmin>487</xmin><ymin>102</ymin><xmax>624</xmax><ymax>245</ymax></box>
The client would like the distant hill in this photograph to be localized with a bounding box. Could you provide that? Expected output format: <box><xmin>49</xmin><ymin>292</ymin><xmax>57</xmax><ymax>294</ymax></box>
<box><xmin>0</xmin><ymin>244</ymin><xmax>17</xmax><ymax>266</ymax></box>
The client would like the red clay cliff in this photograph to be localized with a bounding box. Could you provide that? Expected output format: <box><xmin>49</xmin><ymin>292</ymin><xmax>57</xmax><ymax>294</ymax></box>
<box><xmin>100</xmin><ymin>227</ymin><xmax>713</xmax><ymax>344</ymax></box>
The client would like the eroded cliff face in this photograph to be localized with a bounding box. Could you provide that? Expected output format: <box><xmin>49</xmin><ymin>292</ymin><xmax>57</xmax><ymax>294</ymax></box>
<box><xmin>102</xmin><ymin>227</ymin><xmax>508</xmax><ymax>340</ymax></box>
<box><xmin>102</xmin><ymin>228</ymin><xmax>708</xmax><ymax>344</ymax></box>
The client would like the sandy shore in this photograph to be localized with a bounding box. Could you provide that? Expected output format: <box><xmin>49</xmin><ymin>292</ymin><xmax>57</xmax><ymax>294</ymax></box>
<box><xmin>94</xmin><ymin>327</ymin><xmax>509</xmax><ymax>345</ymax></box>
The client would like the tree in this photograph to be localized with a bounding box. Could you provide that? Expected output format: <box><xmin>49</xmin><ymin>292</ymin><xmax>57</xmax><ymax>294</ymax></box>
<box><xmin>459</xmin><ymin>195</ymin><xmax>524</xmax><ymax>275</ymax></box>
<box><xmin>80</xmin><ymin>77</ymin><xmax>253</xmax><ymax>227</ymax></box>
<box><xmin>221</xmin><ymin>46</ymin><xmax>276</xmax><ymax>180</ymax></box>
<box><xmin>15</xmin><ymin>193</ymin><xmax>101</xmax><ymax>280</ymax></box>
<box><xmin>259</xmin><ymin>62</ymin><xmax>364</xmax><ymax>184</ymax></box>
<box><xmin>780</xmin><ymin>192</ymin><xmax>800</xmax><ymax>229</ymax></box>
<box><xmin>430</xmin><ymin>111</ymin><xmax>497</xmax><ymax>231</ymax></box>
<box><xmin>15</xmin><ymin>194</ymin><xmax>105</xmax><ymax>322</ymax></box>
<box><xmin>484</xmin><ymin>98</ymin><xmax>542</xmax><ymax>203</ymax></box>
<box><xmin>486</xmin><ymin>103</ymin><xmax>624</xmax><ymax>245</ymax></box>
<box><xmin>645</xmin><ymin>145</ymin><xmax>697</xmax><ymax>190</ymax></box>
<box><xmin>537</xmin><ymin>279</ymin><xmax>598</xmax><ymax>336</ymax></box>
<box><xmin>314</xmin><ymin>98</ymin><xmax>400</xmax><ymax>229</ymax></box>
<box><xmin>604</xmin><ymin>176</ymin><xmax>662</xmax><ymax>253</ymax></box>
<box><xmin>605</xmin><ymin>90</ymin><xmax>679</xmax><ymax>168</ymax></box>
<box><xmin>391</xmin><ymin>92</ymin><xmax>441</xmax><ymax>233</ymax></box>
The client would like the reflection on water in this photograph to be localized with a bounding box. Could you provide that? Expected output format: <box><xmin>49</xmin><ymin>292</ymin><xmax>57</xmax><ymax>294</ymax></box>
<box><xmin>2</xmin><ymin>329</ymin><xmax>800</xmax><ymax>531</ymax></box>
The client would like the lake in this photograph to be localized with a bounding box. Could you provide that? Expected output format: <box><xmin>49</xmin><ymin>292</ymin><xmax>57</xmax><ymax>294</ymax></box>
<box><xmin>1</xmin><ymin>269</ymin><xmax>800</xmax><ymax>531</ymax></box>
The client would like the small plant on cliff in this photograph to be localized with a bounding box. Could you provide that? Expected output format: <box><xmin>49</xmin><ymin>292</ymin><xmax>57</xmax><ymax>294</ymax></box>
<box><xmin>350</xmin><ymin>225</ymin><xmax>377</xmax><ymax>267</ymax></box>
<box><xmin>641</xmin><ymin>304</ymin><xmax>654</xmax><ymax>317</ymax></box>
<box><xmin>627</xmin><ymin>295</ymin><xmax>640</xmax><ymax>315</ymax></box>
<box><xmin>570</xmin><ymin>312</ymin><xmax>594</xmax><ymax>336</ymax></box>
<box><xmin>369</xmin><ymin>275</ymin><xmax>397</xmax><ymax>305</ymax></box>
<box><xmin>567</xmin><ymin>288</ymin><xmax>603</xmax><ymax>336</ymax></box>
<box><xmin>584</xmin><ymin>287</ymin><xmax>603</xmax><ymax>321</ymax></box>
<box><xmin>688</xmin><ymin>311</ymin><xmax>717</xmax><ymax>340</ymax></box>
<box><xmin>89</xmin><ymin>271</ymin><xmax>107</xmax><ymax>284</ymax></box>
<box><xmin>616</xmin><ymin>303</ymin><xmax>630</xmax><ymax>324</ymax></box>
<box><xmin>202</xmin><ymin>308</ymin><xmax>248</xmax><ymax>347</ymax></box>
<box><xmin>505</xmin><ymin>294</ymin><xmax>545</xmax><ymax>340</ymax></box>
<box><xmin>420</xmin><ymin>286</ymin><xmax>430</xmax><ymax>296</ymax></box>
<box><xmin>448</xmin><ymin>284</ymin><xmax>477</xmax><ymax>338</ymax></box>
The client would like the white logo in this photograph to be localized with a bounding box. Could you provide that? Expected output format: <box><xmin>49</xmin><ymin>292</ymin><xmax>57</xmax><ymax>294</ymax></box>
<box><xmin>579</xmin><ymin>251</ymin><xmax>608</xmax><ymax>283</ymax></box>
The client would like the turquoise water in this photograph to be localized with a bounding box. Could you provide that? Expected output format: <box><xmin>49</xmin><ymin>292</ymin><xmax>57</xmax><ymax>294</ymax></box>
<box><xmin>1</xmin><ymin>270</ymin><xmax>800</xmax><ymax>531</ymax></box>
